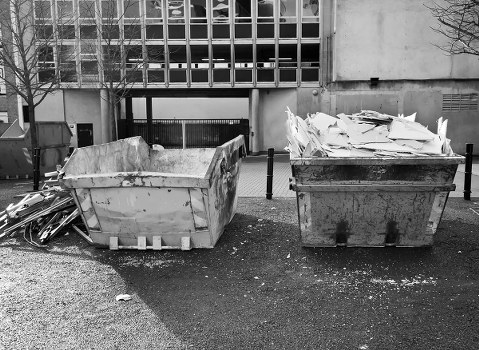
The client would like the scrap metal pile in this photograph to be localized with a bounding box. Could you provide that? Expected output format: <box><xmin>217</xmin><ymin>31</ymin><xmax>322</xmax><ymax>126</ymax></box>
<box><xmin>0</xmin><ymin>172</ymin><xmax>90</xmax><ymax>247</ymax></box>
<box><xmin>285</xmin><ymin>107</ymin><xmax>454</xmax><ymax>158</ymax></box>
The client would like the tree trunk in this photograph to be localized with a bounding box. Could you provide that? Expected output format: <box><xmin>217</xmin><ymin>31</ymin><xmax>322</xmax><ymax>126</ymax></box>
<box><xmin>28</xmin><ymin>103</ymin><xmax>40</xmax><ymax>191</ymax></box>
<box><xmin>109</xmin><ymin>90</ymin><xmax>117</xmax><ymax>141</ymax></box>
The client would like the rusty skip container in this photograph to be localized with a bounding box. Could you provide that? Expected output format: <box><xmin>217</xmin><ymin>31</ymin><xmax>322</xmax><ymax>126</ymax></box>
<box><xmin>290</xmin><ymin>156</ymin><xmax>464</xmax><ymax>247</ymax></box>
<box><xmin>60</xmin><ymin>135</ymin><xmax>246</xmax><ymax>250</ymax></box>
<box><xmin>0</xmin><ymin>121</ymin><xmax>72</xmax><ymax>179</ymax></box>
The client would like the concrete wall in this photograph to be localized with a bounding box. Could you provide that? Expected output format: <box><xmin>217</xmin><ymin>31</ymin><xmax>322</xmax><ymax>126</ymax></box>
<box><xmin>334</xmin><ymin>0</ymin><xmax>479</xmax><ymax>80</ymax></box>
<box><xmin>63</xmin><ymin>90</ymin><xmax>101</xmax><ymax>148</ymax></box>
<box><xmin>35</xmin><ymin>91</ymin><xmax>65</xmax><ymax>122</ymax></box>
<box><xmin>327</xmin><ymin>80</ymin><xmax>479</xmax><ymax>155</ymax></box>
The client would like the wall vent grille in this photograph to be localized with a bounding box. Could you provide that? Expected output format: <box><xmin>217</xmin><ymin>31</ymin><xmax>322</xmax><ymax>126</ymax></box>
<box><xmin>442</xmin><ymin>93</ymin><xmax>478</xmax><ymax>111</ymax></box>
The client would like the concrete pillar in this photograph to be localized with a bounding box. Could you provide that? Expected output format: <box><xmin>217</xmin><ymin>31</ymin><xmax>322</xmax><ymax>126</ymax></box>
<box><xmin>100</xmin><ymin>89</ymin><xmax>110</xmax><ymax>144</ymax></box>
<box><xmin>250</xmin><ymin>88</ymin><xmax>260</xmax><ymax>155</ymax></box>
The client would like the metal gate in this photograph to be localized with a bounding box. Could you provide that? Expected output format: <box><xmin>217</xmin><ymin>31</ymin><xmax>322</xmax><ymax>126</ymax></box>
<box><xmin>118</xmin><ymin>119</ymin><xmax>250</xmax><ymax>153</ymax></box>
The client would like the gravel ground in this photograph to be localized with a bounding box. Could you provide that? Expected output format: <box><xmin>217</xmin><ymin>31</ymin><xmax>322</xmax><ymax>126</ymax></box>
<box><xmin>1</xmin><ymin>180</ymin><xmax>479</xmax><ymax>350</ymax></box>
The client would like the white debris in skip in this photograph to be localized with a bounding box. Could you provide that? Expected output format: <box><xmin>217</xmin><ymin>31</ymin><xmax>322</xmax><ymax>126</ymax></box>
<box><xmin>285</xmin><ymin>107</ymin><xmax>454</xmax><ymax>158</ymax></box>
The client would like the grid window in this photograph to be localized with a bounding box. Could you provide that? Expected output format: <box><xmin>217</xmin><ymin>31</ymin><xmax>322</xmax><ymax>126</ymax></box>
<box><xmin>124</xmin><ymin>0</ymin><xmax>141</xmax><ymax>18</ymax></box>
<box><xmin>101</xmin><ymin>0</ymin><xmax>118</xmax><ymax>19</ymax></box>
<box><xmin>301</xmin><ymin>43</ymin><xmax>319</xmax><ymax>82</ymax></box>
<box><xmin>80</xmin><ymin>25</ymin><xmax>97</xmax><ymax>39</ymax></box>
<box><xmin>36</xmin><ymin>25</ymin><xmax>54</xmax><ymax>40</ymax></box>
<box><xmin>57</xmin><ymin>1</ymin><xmax>74</xmax><ymax>17</ymax></box>
<box><xmin>168</xmin><ymin>0</ymin><xmax>185</xmax><ymax>23</ymax></box>
<box><xmin>279</xmin><ymin>44</ymin><xmax>297</xmax><ymax>82</ymax></box>
<box><xmin>79</xmin><ymin>0</ymin><xmax>96</xmax><ymax>18</ymax></box>
<box><xmin>59</xmin><ymin>46</ymin><xmax>77</xmax><ymax>83</ymax></box>
<box><xmin>146</xmin><ymin>45</ymin><xmax>165</xmax><ymax>82</ymax></box>
<box><xmin>102</xmin><ymin>24</ymin><xmax>120</xmax><ymax>39</ymax></box>
<box><xmin>145</xmin><ymin>0</ymin><xmax>163</xmax><ymax>19</ymax></box>
<box><xmin>256</xmin><ymin>44</ymin><xmax>275</xmax><ymax>82</ymax></box>
<box><xmin>146</xmin><ymin>25</ymin><xmax>164</xmax><ymax>39</ymax></box>
<box><xmin>235</xmin><ymin>0</ymin><xmax>252</xmax><ymax>38</ymax></box>
<box><xmin>58</xmin><ymin>25</ymin><xmax>76</xmax><ymax>39</ymax></box>
<box><xmin>124</xmin><ymin>24</ymin><xmax>142</xmax><ymax>39</ymax></box>
<box><xmin>168</xmin><ymin>45</ymin><xmax>187</xmax><ymax>83</ymax></box>
<box><xmin>212</xmin><ymin>0</ymin><xmax>230</xmax><ymax>38</ymax></box>
<box><xmin>38</xmin><ymin>46</ymin><xmax>55</xmax><ymax>82</ymax></box>
<box><xmin>234</xmin><ymin>44</ymin><xmax>253</xmax><ymax>83</ymax></box>
<box><xmin>257</xmin><ymin>0</ymin><xmax>274</xmax><ymax>38</ymax></box>
<box><xmin>280</xmin><ymin>0</ymin><xmax>296</xmax><ymax>38</ymax></box>
<box><xmin>125</xmin><ymin>45</ymin><xmax>144</xmax><ymax>82</ymax></box>
<box><xmin>81</xmin><ymin>60</ymin><xmax>99</xmax><ymax>82</ymax></box>
<box><xmin>302</xmin><ymin>0</ymin><xmax>319</xmax><ymax>38</ymax></box>
<box><xmin>190</xmin><ymin>0</ymin><xmax>207</xmax><ymax>39</ymax></box>
<box><xmin>34</xmin><ymin>0</ymin><xmax>52</xmax><ymax>19</ymax></box>
<box><xmin>190</xmin><ymin>45</ymin><xmax>209</xmax><ymax>83</ymax></box>
<box><xmin>212</xmin><ymin>44</ymin><xmax>231</xmax><ymax>83</ymax></box>
<box><xmin>102</xmin><ymin>46</ymin><xmax>122</xmax><ymax>81</ymax></box>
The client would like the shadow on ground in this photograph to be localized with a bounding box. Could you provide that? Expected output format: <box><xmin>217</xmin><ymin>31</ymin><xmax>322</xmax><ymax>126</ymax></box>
<box><xmin>92</xmin><ymin>198</ymin><xmax>479</xmax><ymax>350</ymax></box>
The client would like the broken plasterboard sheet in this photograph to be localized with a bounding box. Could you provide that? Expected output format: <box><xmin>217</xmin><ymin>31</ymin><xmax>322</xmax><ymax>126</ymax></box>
<box><xmin>388</xmin><ymin>118</ymin><xmax>436</xmax><ymax>141</ymax></box>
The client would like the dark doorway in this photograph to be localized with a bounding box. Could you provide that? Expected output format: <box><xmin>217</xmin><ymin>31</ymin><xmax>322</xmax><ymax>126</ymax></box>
<box><xmin>77</xmin><ymin>123</ymin><xmax>94</xmax><ymax>147</ymax></box>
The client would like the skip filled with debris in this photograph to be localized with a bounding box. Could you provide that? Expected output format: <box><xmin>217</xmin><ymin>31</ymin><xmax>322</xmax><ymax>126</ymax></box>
<box><xmin>285</xmin><ymin>108</ymin><xmax>454</xmax><ymax>158</ymax></box>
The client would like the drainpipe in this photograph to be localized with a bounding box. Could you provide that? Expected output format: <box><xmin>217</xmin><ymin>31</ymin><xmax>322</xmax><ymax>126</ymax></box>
<box><xmin>251</xmin><ymin>88</ymin><xmax>260</xmax><ymax>155</ymax></box>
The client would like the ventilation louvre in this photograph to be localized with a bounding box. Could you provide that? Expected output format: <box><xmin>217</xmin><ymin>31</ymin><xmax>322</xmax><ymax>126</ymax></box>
<box><xmin>442</xmin><ymin>93</ymin><xmax>478</xmax><ymax>111</ymax></box>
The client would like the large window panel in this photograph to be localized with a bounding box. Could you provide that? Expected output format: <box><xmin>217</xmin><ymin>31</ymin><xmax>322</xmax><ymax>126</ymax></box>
<box><xmin>145</xmin><ymin>0</ymin><xmax>163</xmax><ymax>19</ymax></box>
<box><xmin>34</xmin><ymin>0</ymin><xmax>52</xmax><ymax>19</ymax></box>
<box><xmin>146</xmin><ymin>45</ymin><xmax>165</xmax><ymax>82</ymax></box>
<box><xmin>168</xmin><ymin>45</ymin><xmax>187</xmax><ymax>83</ymax></box>
<box><xmin>102</xmin><ymin>24</ymin><xmax>120</xmax><ymax>40</ymax></box>
<box><xmin>79</xmin><ymin>0</ymin><xmax>96</xmax><ymax>18</ymax></box>
<box><xmin>235</xmin><ymin>0</ymin><xmax>252</xmax><ymax>38</ymax></box>
<box><xmin>190</xmin><ymin>45</ymin><xmax>209</xmax><ymax>83</ymax></box>
<box><xmin>257</xmin><ymin>0</ymin><xmax>274</xmax><ymax>38</ymax></box>
<box><xmin>36</xmin><ymin>25</ymin><xmax>54</xmax><ymax>40</ymax></box>
<box><xmin>59</xmin><ymin>45</ymin><xmax>77</xmax><ymax>82</ymax></box>
<box><xmin>124</xmin><ymin>0</ymin><xmax>141</xmax><ymax>18</ymax></box>
<box><xmin>234</xmin><ymin>44</ymin><xmax>253</xmax><ymax>83</ymax></box>
<box><xmin>168</xmin><ymin>1</ymin><xmax>186</xmax><ymax>40</ymax></box>
<box><xmin>278</xmin><ymin>44</ymin><xmax>297</xmax><ymax>82</ymax></box>
<box><xmin>81</xmin><ymin>60</ymin><xmax>99</xmax><ymax>82</ymax></box>
<box><xmin>256</xmin><ymin>43</ymin><xmax>275</xmax><ymax>82</ymax></box>
<box><xmin>57</xmin><ymin>1</ymin><xmax>74</xmax><ymax>17</ymax></box>
<box><xmin>146</xmin><ymin>25</ymin><xmax>164</xmax><ymax>39</ymax></box>
<box><xmin>80</xmin><ymin>25</ymin><xmax>97</xmax><ymax>39</ymax></box>
<box><xmin>168</xmin><ymin>0</ymin><xmax>185</xmax><ymax>22</ymax></box>
<box><xmin>101</xmin><ymin>0</ymin><xmax>118</xmax><ymax>18</ymax></box>
<box><xmin>190</xmin><ymin>0</ymin><xmax>207</xmax><ymax>39</ymax></box>
<box><xmin>280</xmin><ymin>0</ymin><xmax>296</xmax><ymax>38</ymax></box>
<box><xmin>102</xmin><ymin>45</ymin><xmax>122</xmax><ymax>81</ymax></box>
<box><xmin>58</xmin><ymin>25</ymin><xmax>76</xmax><ymax>39</ymax></box>
<box><xmin>212</xmin><ymin>0</ymin><xmax>230</xmax><ymax>39</ymax></box>
<box><xmin>124</xmin><ymin>24</ymin><xmax>142</xmax><ymax>39</ymax></box>
<box><xmin>301</xmin><ymin>43</ymin><xmax>320</xmax><ymax>82</ymax></box>
<box><xmin>302</xmin><ymin>0</ymin><xmax>319</xmax><ymax>38</ymax></box>
<box><xmin>38</xmin><ymin>46</ymin><xmax>55</xmax><ymax>82</ymax></box>
<box><xmin>125</xmin><ymin>45</ymin><xmax>144</xmax><ymax>83</ymax></box>
<box><xmin>212</xmin><ymin>44</ymin><xmax>231</xmax><ymax>83</ymax></box>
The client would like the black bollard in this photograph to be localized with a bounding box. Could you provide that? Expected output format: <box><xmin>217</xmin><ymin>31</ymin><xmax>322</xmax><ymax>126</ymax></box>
<box><xmin>33</xmin><ymin>147</ymin><xmax>41</xmax><ymax>191</ymax></box>
<box><xmin>266</xmin><ymin>148</ymin><xmax>274</xmax><ymax>200</ymax></box>
<box><xmin>464</xmin><ymin>143</ymin><xmax>473</xmax><ymax>200</ymax></box>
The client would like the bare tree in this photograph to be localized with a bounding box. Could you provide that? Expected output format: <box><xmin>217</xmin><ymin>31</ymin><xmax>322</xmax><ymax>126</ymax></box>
<box><xmin>0</xmin><ymin>0</ymin><xmax>75</xmax><ymax>190</ymax></box>
<box><xmin>79</xmin><ymin>0</ymin><xmax>164</xmax><ymax>141</ymax></box>
<box><xmin>428</xmin><ymin>0</ymin><xmax>479</xmax><ymax>56</ymax></box>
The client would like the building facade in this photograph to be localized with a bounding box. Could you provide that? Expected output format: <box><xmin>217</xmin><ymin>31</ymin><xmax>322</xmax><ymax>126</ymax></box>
<box><xmin>4</xmin><ymin>0</ymin><xmax>479</xmax><ymax>154</ymax></box>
